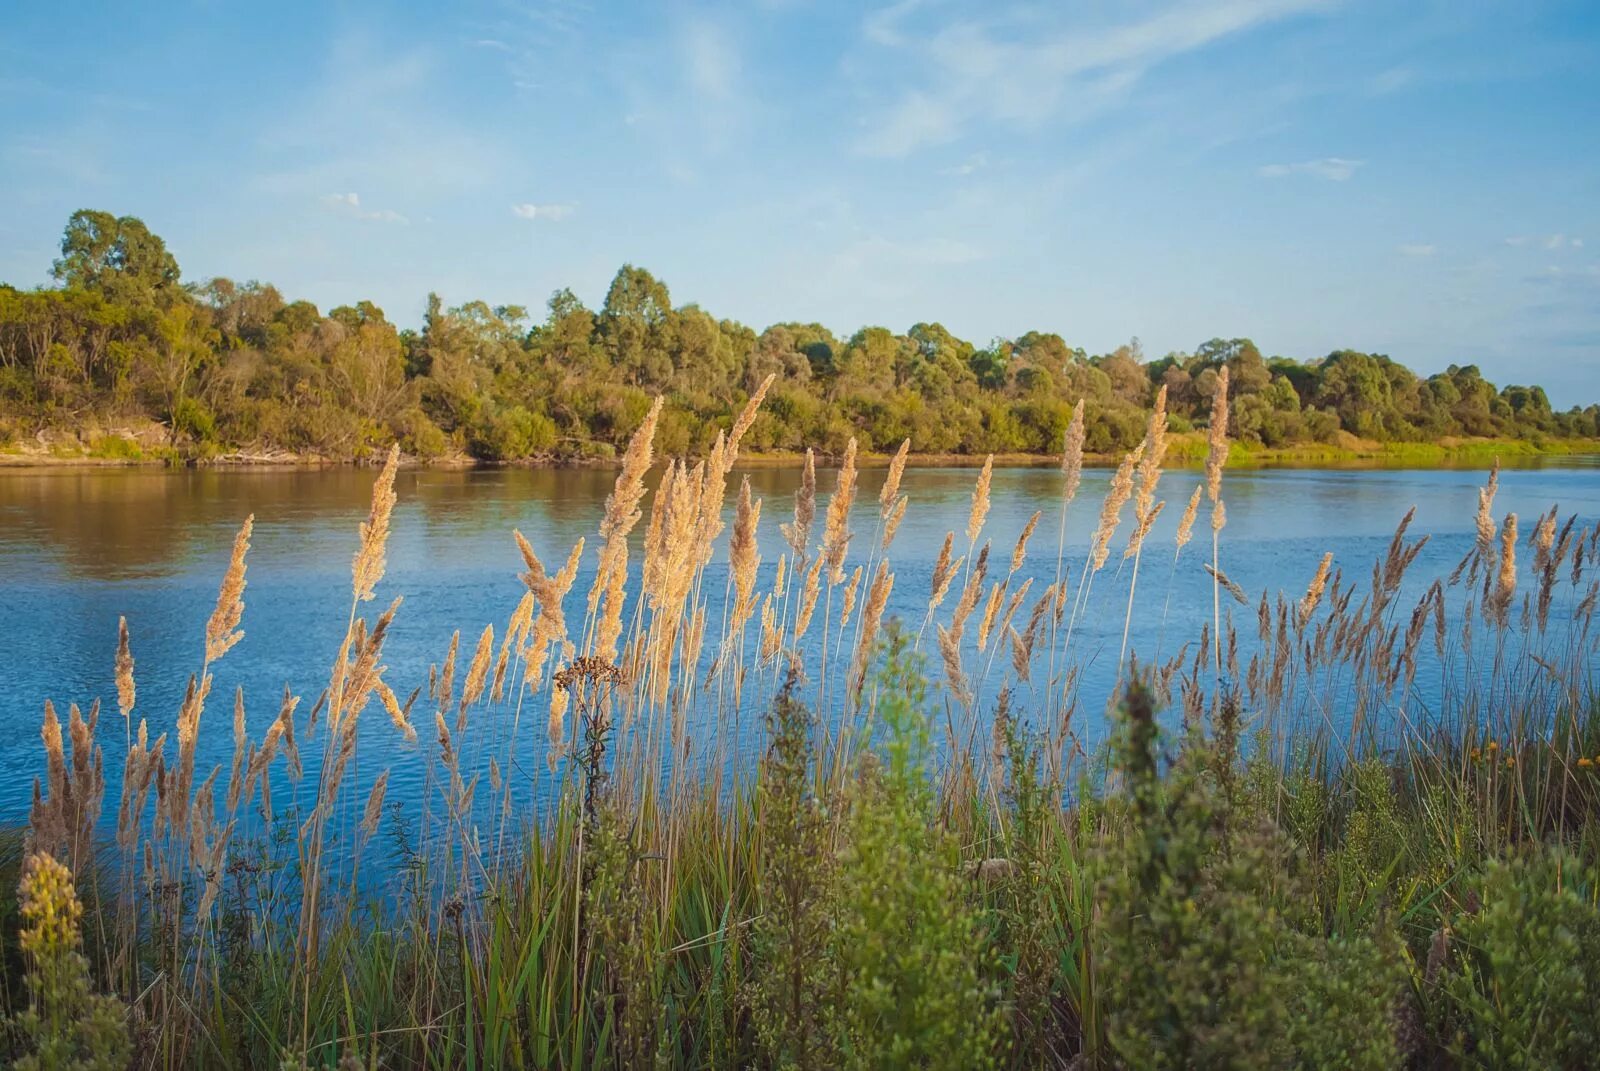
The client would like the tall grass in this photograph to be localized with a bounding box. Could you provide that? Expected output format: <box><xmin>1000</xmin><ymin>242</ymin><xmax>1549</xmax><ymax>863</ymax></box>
<box><xmin>7</xmin><ymin>385</ymin><xmax>1600</xmax><ymax>1069</ymax></box>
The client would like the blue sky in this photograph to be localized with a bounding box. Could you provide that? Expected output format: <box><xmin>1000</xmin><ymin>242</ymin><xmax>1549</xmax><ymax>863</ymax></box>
<box><xmin>2</xmin><ymin>1</ymin><xmax>1598</xmax><ymax>403</ymax></box>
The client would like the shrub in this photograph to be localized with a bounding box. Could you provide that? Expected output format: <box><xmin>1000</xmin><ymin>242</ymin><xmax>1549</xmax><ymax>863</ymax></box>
<box><xmin>171</xmin><ymin>395</ymin><xmax>216</xmax><ymax>444</ymax></box>
<box><xmin>4</xmin><ymin>852</ymin><xmax>131</xmax><ymax>1071</ymax></box>
<box><xmin>1096</xmin><ymin>678</ymin><xmax>1405</xmax><ymax>1070</ymax></box>
<box><xmin>828</xmin><ymin>630</ymin><xmax>1001</xmax><ymax>1070</ymax></box>
<box><xmin>1444</xmin><ymin>846</ymin><xmax>1600</xmax><ymax>1067</ymax></box>
<box><xmin>87</xmin><ymin>435</ymin><xmax>141</xmax><ymax>460</ymax></box>
<box><xmin>752</xmin><ymin>668</ymin><xmax>835</xmax><ymax>1071</ymax></box>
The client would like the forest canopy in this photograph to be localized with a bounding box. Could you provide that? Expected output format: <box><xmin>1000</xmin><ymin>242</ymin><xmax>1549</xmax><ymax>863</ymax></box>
<box><xmin>3</xmin><ymin>210</ymin><xmax>1597</xmax><ymax>462</ymax></box>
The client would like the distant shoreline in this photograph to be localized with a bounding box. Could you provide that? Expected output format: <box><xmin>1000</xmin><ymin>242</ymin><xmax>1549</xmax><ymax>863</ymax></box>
<box><xmin>2</xmin><ymin>433</ymin><xmax>1594</xmax><ymax>473</ymax></box>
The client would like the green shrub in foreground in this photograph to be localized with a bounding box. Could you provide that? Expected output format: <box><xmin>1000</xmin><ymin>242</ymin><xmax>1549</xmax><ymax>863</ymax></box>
<box><xmin>1444</xmin><ymin>846</ymin><xmax>1600</xmax><ymax>1068</ymax></box>
<box><xmin>827</xmin><ymin>632</ymin><xmax>1002</xmax><ymax>1070</ymax></box>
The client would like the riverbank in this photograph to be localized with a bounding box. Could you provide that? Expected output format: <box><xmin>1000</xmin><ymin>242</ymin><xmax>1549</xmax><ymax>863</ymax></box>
<box><xmin>2</xmin><ymin>425</ymin><xmax>1595</xmax><ymax>471</ymax></box>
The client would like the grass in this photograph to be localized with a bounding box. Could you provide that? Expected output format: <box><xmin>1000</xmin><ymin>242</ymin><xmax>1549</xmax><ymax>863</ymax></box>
<box><xmin>5</xmin><ymin>379</ymin><xmax>1600</xmax><ymax>1069</ymax></box>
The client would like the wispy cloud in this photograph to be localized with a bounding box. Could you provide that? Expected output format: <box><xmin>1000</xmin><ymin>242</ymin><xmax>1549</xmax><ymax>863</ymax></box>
<box><xmin>606</xmin><ymin>14</ymin><xmax>754</xmax><ymax>182</ymax></box>
<box><xmin>1367</xmin><ymin>66</ymin><xmax>1413</xmax><ymax>96</ymax></box>
<box><xmin>853</xmin><ymin>0</ymin><xmax>1334</xmax><ymax>157</ymax></box>
<box><xmin>1505</xmin><ymin>233</ymin><xmax>1583</xmax><ymax>250</ymax></box>
<box><xmin>1258</xmin><ymin>157</ymin><xmax>1364</xmax><ymax>180</ymax></box>
<box><xmin>1396</xmin><ymin>243</ymin><xmax>1435</xmax><ymax>257</ymax></box>
<box><xmin>511</xmin><ymin>202</ymin><xmax>575</xmax><ymax>221</ymax></box>
<box><xmin>683</xmin><ymin>19</ymin><xmax>739</xmax><ymax>100</ymax></box>
<box><xmin>320</xmin><ymin>192</ymin><xmax>408</xmax><ymax>223</ymax></box>
<box><xmin>256</xmin><ymin>34</ymin><xmax>506</xmax><ymax>201</ymax></box>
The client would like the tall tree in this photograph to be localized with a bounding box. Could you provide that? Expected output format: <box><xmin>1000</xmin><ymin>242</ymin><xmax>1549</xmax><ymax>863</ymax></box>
<box><xmin>52</xmin><ymin>210</ymin><xmax>181</xmax><ymax>309</ymax></box>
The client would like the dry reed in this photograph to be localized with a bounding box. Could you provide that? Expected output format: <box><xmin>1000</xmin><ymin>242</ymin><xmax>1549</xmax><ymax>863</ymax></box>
<box><xmin>205</xmin><ymin>515</ymin><xmax>253</xmax><ymax>663</ymax></box>
<box><xmin>967</xmin><ymin>455</ymin><xmax>994</xmax><ymax>548</ymax></box>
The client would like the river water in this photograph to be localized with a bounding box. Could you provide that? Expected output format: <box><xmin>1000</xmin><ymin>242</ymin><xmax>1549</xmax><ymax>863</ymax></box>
<box><xmin>2</xmin><ymin>459</ymin><xmax>1597</xmax><ymax>833</ymax></box>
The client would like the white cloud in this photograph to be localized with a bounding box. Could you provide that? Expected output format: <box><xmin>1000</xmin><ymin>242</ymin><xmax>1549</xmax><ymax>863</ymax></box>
<box><xmin>683</xmin><ymin>20</ymin><xmax>739</xmax><ymax>100</ymax></box>
<box><xmin>1506</xmin><ymin>233</ymin><xmax>1583</xmax><ymax>250</ymax></box>
<box><xmin>1396</xmin><ymin>243</ymin><xmax>1435</xmax><ymax>257</ymax></box>
<box><xmin>511</xmin><ymin>202</ymin><xmax>575</xmax><ymax>221</ymax></box>
<box><xmin>320</xmin><ymin>192</ymin><xmax>408</xmax><ymax>223</ymax></box>
<box><xmin>1258</xmin><ymin>157</ymin><xmax>1364</xmax><ymax>181</ymax></box>
<box><xmin>854</xmin><ymin>0</ymin><xmax>1334</xmax><ymax>157</ymax></box>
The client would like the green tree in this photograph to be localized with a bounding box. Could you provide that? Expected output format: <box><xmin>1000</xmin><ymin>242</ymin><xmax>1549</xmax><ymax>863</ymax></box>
<box><xmin>52</xmin><ymin>210</ymin><xmax>180</xmax><ymax>309</ymax></box>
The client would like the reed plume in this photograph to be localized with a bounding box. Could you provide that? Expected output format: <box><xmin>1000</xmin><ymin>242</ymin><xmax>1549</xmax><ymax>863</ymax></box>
<box><xmin>1091</xmin><ymin>447</ymin><xmax>1140</xmax><ymax>572</ymax></box>
<box><xmin>353</xmin><ymin>444</ymin><xmax>400</xmax><ymax>602</ymax></box>
<box><xmin>729</xmin><ymin>374</ymin><xmax>775</xmax><ymax>456</ymax></box>
<box><xmin>823</xmin><ymin>438</ymin><xmax>858</xmax><ymax>583</ymax></box>
<box><xmin>760</xmin><ymin>594</ymin><xmax>781</xmax><ymax>661</ymax></box>
<box><xmin>794</xmin><ymin>556</ymin><xmax>824</xmax><ymax>640</ymax></box>
<box><xmin>967</xmin><ymin>455</ymin><xmax>994</xmax><ymax>548</ymax></box>
<box><xmin>936</xmin><ymin>624</ymin><xmax>969</xmax><ymax>707</ymax></box>
<box><xmin>1123</xmin><ymin>500</ymin><xmax>1165</xmax><ymax>561</ymax></box>
<box><xmin>547</xmin><ymin>677</ymin><xmax>571</xmax><ymax>767</ymax></box>
<box><xmin>1298</xmin><ymin>552</ymin><xmax>1334</xmax><ymax>626</ymax></box>
<box><xmin>1134</xmin><ymin>388</ymin><xmax>1168</xmax><ymax>517</ymax></box>
<box><xmin>115</xmin><ymin>616</ymin><xmax>135</xmax><ymax>722</ymax></box>
<box><xmin>1203</xmin><ymin>564</ymin><xmax>1250</xmax><ymax>607</ymax></box>
<box><xmin>378</xmin><ymin>680</ymin><xmax>418</xmax><ymax>744</ymax></box>
<box><xmin>950</xmin><ymin>543</ymin><xmax>990</xmax><ymax>641</ymax></box>
<box><xmin>1533</xmin><ymin>507</ymin><xmax>1557</xmax><ymax>577</ymax></box>
<box><xmin>436</xmin><ymin>631</ymin><xmax>459</xmax><ymax>711</ymax></box>
<box><xmin>361</xmin><ymin>770</ymin><xmax>389</xmax><ymax>837</ymax></box>
<box><xmin>459</xmin><ymin>623</ymin><xmax>494</xmax><ymax>726</ymax></box>
<box><xmin>493</xmin><ymin>592</ymin><xmax>535</xmax><ymax>700</ymax></box>
<box><xmin>882</xmin><ymin>494</ymin><xmax>909</xmax><ymax>552</ymax></box>
<box><xmin>838</xmin><ymin>565</ymin><xmax>862</xmax><ymax>632</ymax></box>
<box><xmin>1011</xmin><ymin>510</ymin><xmax>1041</xmax><ymax>575</ymax></box>
<box><xmin>205</xmin><ymin>515</ymin><xmax>253</xmax><ymax>663</ymax></box>
<box><xmin>881</xmin><ymin>438</ymin><xmax>910</xmax><ymax>516</ymax></box>
<box><xmin>1489</xmin><ymin>513</ymin><xmax>1518</xmax><ymax>626</ymax></box>
<box><xmin>730</xmin><ymin>476</ymin><xmax>762</xmax><ymax>626</ymax></box>
<box><xmin>928</xmin><ymin>533</ymin><xmax>958</xmax><ymax>615</ymax></box>
<box><xmin>1205</xmin><ymin>366</ymin><xmax>1230</xmax><ymax>512</ymax></box>
<box><xmin>1061</xmin><ymin>399</ymin><xmax>1085</xmax><ymax>503</ymax></box>
<box><xmin>978</xmin><ymin>582</ymin><xmax>1004</xmax><ymax>652</ymax></box>
<box><xmin>1475</xmin><ymin>461</ymin><xmax>1500</xmax><ymax>561</ymax></box>
<box><xmin>849</xmin><ymin>561</ymin><xmax>894</xmax><ymax>697</ymax></box>
<box><xmin>589</xmin><ymin>396</ymin><xmax>662</xmax><ymax>659</ymax></box>
<box><xmin>1175</xmin><ymin>486</ymin><xmax>1202</xmax><ymax>553</ymax></box>
<box><xmin>781</xmin><ymin>449</ymin><xmax>816</xmax><ymax>561</ymax></box>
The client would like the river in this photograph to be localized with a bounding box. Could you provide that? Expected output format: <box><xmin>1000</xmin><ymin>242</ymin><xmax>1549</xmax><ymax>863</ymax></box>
<box><xmin>2</xmin><ymin>459</ymin><xmax>1597</xmax><ymax>834</ymax></box>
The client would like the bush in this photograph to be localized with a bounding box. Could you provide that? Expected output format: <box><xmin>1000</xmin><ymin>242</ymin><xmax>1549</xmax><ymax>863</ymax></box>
<box><xmin>171</xmin><ymin>395</ymin><xmax>216</xmax><ymax>444</ymax></box>
<box><xmin>471</xmin><ymin>405</ymin><xmax>557</xmax><ymax>460</ymax></box>
<box><xmin>4</xmin><ymin>852</ymin><xmax>131</xmax><ymax>1071</ymax></box>
<box><xmin>86</xmin><ymin>435</ymin><xmax>141</xmax><ymax>460</ymax></box>
<box><xmin>1444</xmin><ymin>846</ymin><xmax>1600</xmax><ymax>1067</ymax></box>
<box><xmin>1095</xmin><ymin>678</ymin><xmax>1405</xmax><ymax>1069</ymax></box>
<box><xmin>828</xmin><ymin>630</ymin><xmax>1001</xmax><ymax>1069</ymax></box>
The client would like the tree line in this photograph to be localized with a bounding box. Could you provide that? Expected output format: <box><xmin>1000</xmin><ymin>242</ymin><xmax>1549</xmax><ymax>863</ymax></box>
<box><xmin>3</xmin><ymin>209</ymin><xmax>1596</xmax><ymax>462</ymax></box>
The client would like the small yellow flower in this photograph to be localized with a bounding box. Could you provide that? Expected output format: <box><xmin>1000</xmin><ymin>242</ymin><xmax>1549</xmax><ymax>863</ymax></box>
<box><xmin>1487</xmin><ymin>740</ymin><xmax>1500</xmax><ymax>752</ymax></box>
<box><xmin>1505</xmin><ymin>756</ymin><xmax>1515</xmax><ymax>768</ymax></box>
<box><xmin>1470</xmin><ymin>748</ymin><xmax>1482</xmax><ymax>761</ymax></box>
<box><xmin>1578</xmin><ymin>757</ymin><xmax>1593</xmax><ymax>768</ymax></box>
